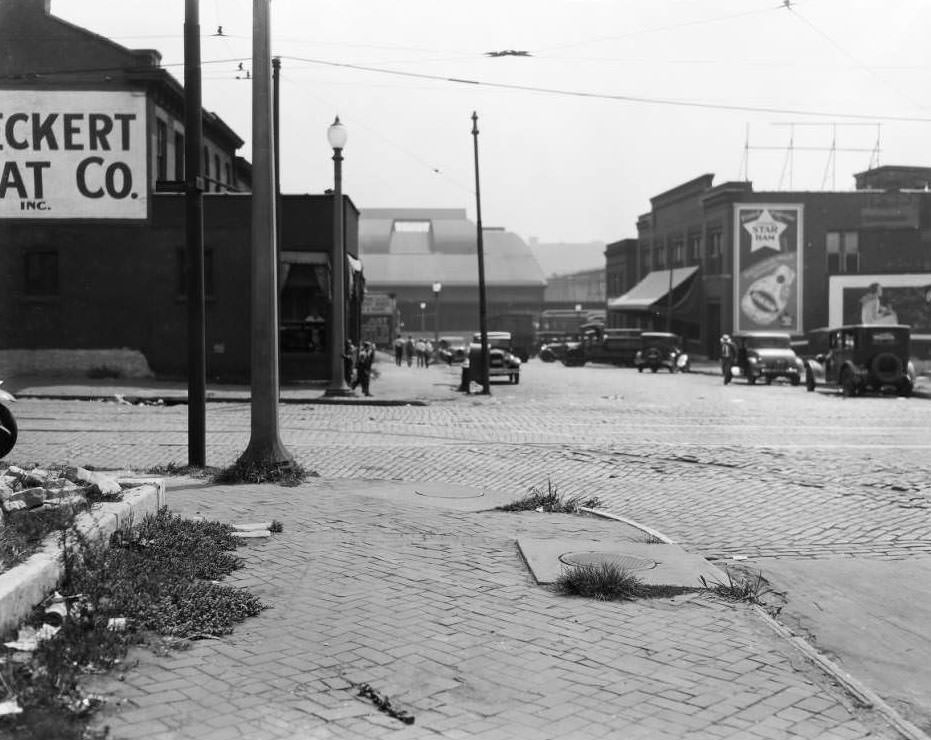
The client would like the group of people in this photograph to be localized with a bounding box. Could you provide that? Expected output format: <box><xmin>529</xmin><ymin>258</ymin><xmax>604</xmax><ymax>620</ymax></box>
<box><xmin>342</xmin><ymin>340</ymin><xmax>376</xmax><ymax>396</ymax></box>
<box><xmin>392</xmin><ymin>336</ymin><xmax>434</xmax><ymax>368</ymax></box>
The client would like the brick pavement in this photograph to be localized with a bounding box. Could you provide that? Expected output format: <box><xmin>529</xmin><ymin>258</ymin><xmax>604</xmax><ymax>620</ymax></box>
<box><xmin>8</xmin><ymin>357</ymin><xmax>931</xmax><ymax>737</ymax></box>
<box><xmin>81</xmin><ymin>480</ymin><xmax>891</xmax><ymax>739</ymax></box>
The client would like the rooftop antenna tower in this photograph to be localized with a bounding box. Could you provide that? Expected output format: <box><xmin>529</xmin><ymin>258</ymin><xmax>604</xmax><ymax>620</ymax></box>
<box><xmin>744</xmin><ymin>123</ymin><xmax>881</xmax><ymax>191</ymax></box>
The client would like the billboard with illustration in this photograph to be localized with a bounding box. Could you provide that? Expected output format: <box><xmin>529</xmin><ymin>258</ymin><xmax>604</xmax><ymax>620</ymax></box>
<box><xmin>0</xmin><ymin>90</ymin><xmax>148</xmax><ymax>219</ymax></box>
<box><xmin>828</xmin><ymin>274</ymin><xmax>931</xmax><ymax>339</ymax></box>
<box><xmin>733</xmin><ymin>204</ymin><xmax>803</xmax><ymax>333</ymax></box>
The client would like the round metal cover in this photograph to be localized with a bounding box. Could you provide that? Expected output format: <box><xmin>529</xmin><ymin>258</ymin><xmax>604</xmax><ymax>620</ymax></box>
<box><xmin>559</xmin><ymin>551</ymin><xmax>656</xmax><ymax>571</ymax></box>
<box><xmin>413</xmin><ymin>483</ymin><xmax>485</xmax><ymax>499</ymax></box>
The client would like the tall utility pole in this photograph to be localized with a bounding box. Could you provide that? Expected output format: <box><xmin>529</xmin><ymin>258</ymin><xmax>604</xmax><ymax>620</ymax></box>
<box><xmin>184</xmin><ymin>0</ymin><xmax>206</xmax><ymax>466</ymax></box>
<box><xmin>272</xmin><ymin>56</ymin><xmax>282</xmax><ymax>286</ymax></box>
<box><xmin>240</xmin><ymin>0</ymin><xmax>293</xmax><ymax>466</ymax></box>
<box><xmin>471</xmin><ymin>112</ymin><xmax>490</xmax><ymax>395</ymax></box>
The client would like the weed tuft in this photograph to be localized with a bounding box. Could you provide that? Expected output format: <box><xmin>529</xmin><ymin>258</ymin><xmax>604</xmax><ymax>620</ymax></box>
<box><xmin>556</xmin><ymin>563</ymin><xmax>644</xmax><ymax>601</ymax></box>
<box><xmin>700</xmin><ymin>568</ymin><xmax>771</xmax><ymax>605</ymax></box>
<box><xmin>0</xmin><ymin>507</ymin><xmax>266</xmax><ymax>738</ymax></box>
<box><xmin>143</xmin><ymin>462</ymin><xmax>217</xmax><ymax>478</ymax></box>
<box><xmin>212</xmin><ymin>457</ymin><xmax>316</xmax><ymax>487</ymax></box>
<box><xmin>498</xmin><ymin>479</ymin><xmax>601</xmax><ymax>513</ymax></box>
<box><xmin>269</xmin><ymin>520</ymin><xmax>284</xmax><ymax>533</ymax></box>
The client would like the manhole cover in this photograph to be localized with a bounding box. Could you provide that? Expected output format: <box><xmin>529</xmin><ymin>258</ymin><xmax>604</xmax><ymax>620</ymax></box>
<box><xmin>559</xmin><ymin>551</ymin><xmax>657</xmax><ymax>571</ymax></box>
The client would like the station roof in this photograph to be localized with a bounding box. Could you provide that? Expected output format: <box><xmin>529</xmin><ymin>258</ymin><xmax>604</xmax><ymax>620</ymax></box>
<box><xmin>359</xmin><ymin>209</ymin><xmax>546</xmax><ymax>287</ymax></box>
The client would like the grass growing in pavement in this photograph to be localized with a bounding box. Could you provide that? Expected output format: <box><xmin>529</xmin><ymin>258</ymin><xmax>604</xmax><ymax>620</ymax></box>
<box><xmin>700</xmin><ymin>568</ymin><xmax>772</xmax><ymax>605</ymax></box>
<box><xmin>212</xmin><ymin>457</ymin><xmax>316</xmax><ymax>487</ymax></box>
<box><xmin>497</xmin><ymin>480</ymin><xmax>601</xmax><ymax>513</ymax></box>
<box><xmin>556</xmin><ymin>563</ymin><xmax>696</xmax><ymax>601</ymax></box>
<box><xmin>0</xmin><ymin>500</ymin><xmax>89</xmax><ymax>572</ymax></box>
<box><xmin>0</xmin><ymin>507</ymin><xmax>267</xmax><ymax>739</ymax></box>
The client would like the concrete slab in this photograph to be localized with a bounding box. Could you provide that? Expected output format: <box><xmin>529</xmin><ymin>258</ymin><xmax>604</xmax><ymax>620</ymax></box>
<box><xmin>315</xmin><ymin>478</ymin><xmax>520</xmax><ymax>512</ymax></box>
<box><xmin>518</xmin><ymin>538</ymin><xmax>726</xmax><ymax>588</ymax></box>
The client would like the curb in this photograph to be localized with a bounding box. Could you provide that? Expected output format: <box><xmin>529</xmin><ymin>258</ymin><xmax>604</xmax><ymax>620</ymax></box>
<box><xmin>753</xmin><ymin>605</ymin><xmax>931</xmax><ymax>740</ymax></box>
<box><xmin>12</xmin><ymin>394</ymin><xmax>430</xmax><ymax>407</ymax></box>
<box><xmin>0</xmin><ymin>479</ymin><xmax>166</xmax><ymax>636</ymax></box>
<box><xmin>583</xmin><ymin>507</ymin><xmax>929</xmax><ymax>740</ymax></box>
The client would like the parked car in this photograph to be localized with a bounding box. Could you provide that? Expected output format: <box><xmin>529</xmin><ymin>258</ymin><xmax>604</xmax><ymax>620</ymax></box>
<box><xmin>634</xmin><ymin>332</ymin><xmax>690</xmax><ymax>373</ymax></box>
<box><xmin>437</xmin><ymin>335</ymin><xmax>468</xmax><ymax>364</ymax></box>
<box><xmin>725</xmin><ymin>331</ymin><xmax>803</xmax><ymax>385</ymax></box>
<box><xmin>466</xmin><ymin>331</ymin><xmax>522</xmax><ymax>384</ymax></box>
<box><xmin>562</xmin><ymin>324</ymin><xmax>642</xmax><ymax>367</ymax></box>
<box><xmin>803</xmin><ymin>324</ymin><xmax>915</xmax><ymax>397</ymax></box>
<box><xmin>538</xmin><ymin>331</ymin><xmax>577</xmax><ymax>363</ymax></box>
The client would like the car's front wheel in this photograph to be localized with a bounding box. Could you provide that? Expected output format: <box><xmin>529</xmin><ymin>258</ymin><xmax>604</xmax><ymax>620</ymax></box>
<box><xmin>841</xmin><ymin>369</ymin><xmax>858</xmax><ymax>397</ymax></box>
<box><xmin>791</xmin><ymin>374</ymin><xmax>800</xmax><ymax>387</ymax></box>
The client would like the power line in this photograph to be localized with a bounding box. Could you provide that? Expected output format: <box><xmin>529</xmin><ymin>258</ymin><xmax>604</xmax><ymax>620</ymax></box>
<box><xmin>280</xmin><ymin>54</ymin><xmax>931</xmax><ymax>123</ymax></box>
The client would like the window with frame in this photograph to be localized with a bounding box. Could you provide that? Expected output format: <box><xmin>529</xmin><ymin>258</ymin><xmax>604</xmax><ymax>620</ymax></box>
<box><xmin>672</xmin><ymin>239</ymin><xmax>685</xmax><ymax>266</ymax></box>
<box><xmin>174</xmin><ymin>131</ymin><xmax>185</xmax><ymax>180</ymax></box>
<box><xmin>688</xmin><ymin>234</ymin><xmax>702</xmax><ymax>262</ymax></box>
<box><xmin>705</xmin><ymin>231</ymin><xmax>722</xmax><ymax>273</ymax></box>
<box><xmin>24</xmin><ymin>251</ymin><xmax>59</xmax><ymax>296</ymax></box>
<box><xmin>639</xmin><ymin>243</ymin><xmax>650</xmax><ymax>278</ymax></box>
<box><xmin>654</xmin><ymin>243</ymin><xmax>666</xmax><ymax>269</ymax></box>
<box><xmin>156</xmin><ymin>119</ymin><xmax>168</xmax><ymax>181</ymax></box>
<box><xmin>826</xmin><ymin>231</ymin><xmax>859</xmax><ymax>273</ymax></box>
<box><xmin>177</xmin><ymin>247</ymin><xmax>215</xmax><ymax>298</ymax></box>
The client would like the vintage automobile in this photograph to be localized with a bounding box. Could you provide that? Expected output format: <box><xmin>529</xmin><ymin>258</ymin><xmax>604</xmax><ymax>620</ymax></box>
<box><xmin>803</xmin><ymin>324</ymin><xmax>915</xmax><ymax>397</ymax></box>
<box><xmin>436</xmin><ymin>335</ymin><xmax>468</xmax><ymax>364</ymax></box>
<box><xmin>562</xmin><ymin>324</ymin><xmax>642</xmax><ymax>367</ymax></box>
<box><xmin>633</xmin><ymin>332</ymin><xmax>690</xmax><ymax>373</ymax></box>
<box><xmin>725</xmin><ymin>331</ymin><xmax>804</xmax><ymax>385</ymax></box>
<box><xmin>466</xmin><ymin>331</ymin><xmax>522</xmax><ymax>384</ymax></box>
<box><xmin>537</xmin><ymin>331</ymin><xmax>575</xmax><ymax>363</ymax></box>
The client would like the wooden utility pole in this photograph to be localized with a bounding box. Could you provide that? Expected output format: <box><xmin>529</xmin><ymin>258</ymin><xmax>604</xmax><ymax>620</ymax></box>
<box><xmin>184</xmin><ymin>0</ymin><xmax>206</xmax><ymax>466</ymax></box>
<box><xmin>239</xmin><ymin>0</ymin><xmax>293</xmax><ymax>466</ymax></box>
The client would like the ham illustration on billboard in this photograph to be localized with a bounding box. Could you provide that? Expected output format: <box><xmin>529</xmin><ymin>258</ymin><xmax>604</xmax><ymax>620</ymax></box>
<box><xmin>733</xmin><ymin>204</ymin><xmax>803</xmax><ymax>333</ymax></box>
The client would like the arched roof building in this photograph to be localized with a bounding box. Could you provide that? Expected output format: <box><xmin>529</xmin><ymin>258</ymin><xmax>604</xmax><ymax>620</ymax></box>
<box><xmin>359</xmin><ymin>208</ymin><xmax>546</xmax><ymax>335</ymax></box>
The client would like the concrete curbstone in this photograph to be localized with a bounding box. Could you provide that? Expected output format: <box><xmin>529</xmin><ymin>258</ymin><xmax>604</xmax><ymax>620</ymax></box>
<box><xmin>0</xmin><ymin>479</ymin><xmax>166</xmax><ymax>636</ymax></box>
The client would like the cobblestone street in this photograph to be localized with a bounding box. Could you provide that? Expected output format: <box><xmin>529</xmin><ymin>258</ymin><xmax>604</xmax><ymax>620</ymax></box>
<box><xmin>7</xmin><ymin>356</ymin><xmax>931</xmax><ymax>738</ymax></box>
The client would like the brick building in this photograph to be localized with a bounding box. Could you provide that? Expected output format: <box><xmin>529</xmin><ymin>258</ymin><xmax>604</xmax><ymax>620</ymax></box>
<box><xmin>607</xmin><ymin>168</ymin><xmax>931</xmax><ymax>359</ymax></box>
<box><xmin>0</xmin><ymin>0</ymin><xmax>361</xmax><ymax>382</ymax></box>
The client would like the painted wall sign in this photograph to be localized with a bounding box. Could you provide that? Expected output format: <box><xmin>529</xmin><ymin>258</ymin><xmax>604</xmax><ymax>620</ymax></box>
<box><xmin>733</xmin><ymin>204</ymin><xmax>803</xmax><ymax>333</ymax></box>
<box><xmin>860</xmin><ymin>193</ymin><xmax>920</xmax><ymax>230</ymax></box>
<box><xmin>0</xmin><ymin>90</ymin><xmax>147</xmax><ymax>219</ymax></box>
<box><xmin>828</xmin><ymin>273</ymin><xmax>931</xmax><ymax>339</ymax></box>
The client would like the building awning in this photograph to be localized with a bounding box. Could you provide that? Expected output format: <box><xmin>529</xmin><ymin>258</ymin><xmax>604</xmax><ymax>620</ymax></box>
<box><xmin>607</xmin><ymin>266</ymin><xmax>699</xmax><ymax>311</ymax></box>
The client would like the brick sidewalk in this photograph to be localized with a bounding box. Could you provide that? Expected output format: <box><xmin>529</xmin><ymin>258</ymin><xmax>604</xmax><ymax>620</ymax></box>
<box><xmin>80</xmin><ymin>478</ymin><xmax>893</xmax><ymax>740</ymax></box>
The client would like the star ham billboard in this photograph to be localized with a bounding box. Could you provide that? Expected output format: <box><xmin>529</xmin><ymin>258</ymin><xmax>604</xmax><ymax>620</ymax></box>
<box><xmin>0</xmin><ymin>90</ymin><xmax>148</xmax><ymax>219</ymax></box>
<box><xmin>733</xmin><ymin>204</ymin><xmax>804</xmax><ymax>334</ymax></box>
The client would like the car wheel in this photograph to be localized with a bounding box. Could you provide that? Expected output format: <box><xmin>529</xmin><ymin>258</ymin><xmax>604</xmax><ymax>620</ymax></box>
<box><xmin>748</xmin><ymin>374</ymin><xmax>757</xmax><ymax>385</ymax></box>
<box><xmin>0</xmin><ymin>403</ymin><xmax>17</xmax><ymax>459</ymax></box>
<box><xmin>764</xmin><ymin>376</ymin><xmax>773</xmax><ymax>385</ymax></box>
<box><xmin>791</xmin><ymin>374</ymin><xmax>800</xmax><ymax>387</ymax></box>
<box><xmin>650</xmin><ymin>366</ymin><xmax>658</xmax><ymax>373</ymax></box>
<box><xmin>898</xmin><ymin>380</ymin><xmax>912</xmax><ymax>397</ymax></box>
<box><xmin>668</xmin><ymin>365</ymin><xmax>675</xmax><ymax>374</ymax></box>
<box><xmin>841</xmin><ymin>370</ymin><xmax>857</xmax><ymax>397</ymax></box>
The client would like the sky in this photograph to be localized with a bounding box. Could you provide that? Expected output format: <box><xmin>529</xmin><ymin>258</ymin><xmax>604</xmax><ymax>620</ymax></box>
<box><xmin>52</xmin><ymin>0</ymin><xmax>931</xmax><ymax>250</ymax></box>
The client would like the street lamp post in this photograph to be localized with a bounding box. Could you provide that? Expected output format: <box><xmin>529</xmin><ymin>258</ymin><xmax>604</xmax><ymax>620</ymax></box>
<box><xmin>471</xmin><ymin>112</ymin><xmax>490</xmax><ymax>395</ymax></box>
<box><xmin>432</xmin><ymin>282</ymin><xmax>442</xmax><ymax>346</ymax></box>
<box><xmin>324</xmin><ymin>116</ymin><xmax>354</xmax><ymax>397</ymax></box>
<box><xmin>419</xmin><ymin>302</ymin><xmax>427</xmax><ymax>333</ymax></box>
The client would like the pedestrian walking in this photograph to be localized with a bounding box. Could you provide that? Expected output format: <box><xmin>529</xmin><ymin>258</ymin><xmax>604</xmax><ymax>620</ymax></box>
<box><xmin>353</xmin><ymin>341</ymin><xmax>375</xmax><ymax>396</ymax></box>
<box><xmin>393</xmin><ymin>336</ymin><xmax>404</xmax><ymax>366</ymax></box>
<box><xmin>415</xmin><ymin>338</ymin><xmax>426</xmax><ymax>367</ymax></box>
<box><xmin>404</xmin><ymin>336</ymin><xmax>414</xmax><ymax>367</ymax></box>
<box><xmin>720</xmin><ymin>333</ymin><xmax>736</xmax><ymax>384</ymax></box>
<box><xmin>424</xmin><ymin>340</ymin><xmax>433</xmax><ymax>367</ymax></box>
